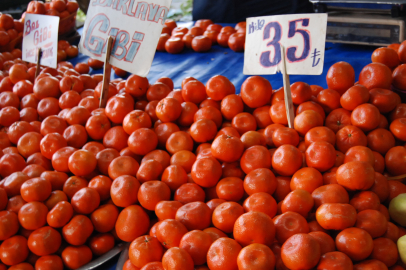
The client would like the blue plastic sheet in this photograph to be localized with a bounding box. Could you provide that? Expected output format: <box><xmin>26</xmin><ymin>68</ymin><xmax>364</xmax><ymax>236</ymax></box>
<box><xmin>73</xmin><ymin>23</ymin><xmax>376</xmax><ymax>96</ymax></box>
<box><xmin>73</xmin><ymin>22</ymin><xmax>377</xmax><ymax>270</ymax></box>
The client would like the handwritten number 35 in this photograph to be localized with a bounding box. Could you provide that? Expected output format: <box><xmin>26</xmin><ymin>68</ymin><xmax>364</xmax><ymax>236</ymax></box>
<box><xmin>260</xmin><ymin>19</ymin><xmax>310</xmax><ymax>67</ymax></box>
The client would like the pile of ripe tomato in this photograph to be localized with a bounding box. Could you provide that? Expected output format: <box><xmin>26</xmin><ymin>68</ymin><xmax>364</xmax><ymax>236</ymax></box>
<box><xmin>0</xmin><ymin>14</ymin><xmax>24</xmax><ymax>49</ymax></box>
<box><xmin>57</xmin><ymin>40</ymin><xmax>79</xmax><ymax>63</ymax></box>
<box><xmin>1</xmin><ymin>17</ymin><xmax>406</xmax><ymax>270</ymax></box>
<box><xmin>157</xmin><ymin>19</ymin><xmax>246</xmax><ymax>54</ymax></box>
<box><xmin>25</xmin><ymin>0</ymin><xmax>79</xmax><ymax>22</ymax></box>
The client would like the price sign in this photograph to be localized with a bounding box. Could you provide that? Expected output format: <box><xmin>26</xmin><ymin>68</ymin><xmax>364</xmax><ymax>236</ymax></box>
<box><xmin>79</xmin><ymin>0</ymin><xmax>172</xmax><ymax>77</ymax></box>
<box><xmin>22</xmin><ymin>14</ymin><xmax>60</xmax><ymax>68</ymax></box>
<box><xmin>243</xmin><ymin>13</ymin><xmax>328</xmax><ymax>75</ymax></box>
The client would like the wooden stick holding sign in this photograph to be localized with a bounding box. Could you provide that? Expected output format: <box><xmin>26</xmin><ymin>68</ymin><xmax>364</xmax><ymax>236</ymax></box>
<box><xmin>280</xmin><ymin>45</ymin><xmax>295</xmax><ymax>129</ymax></box>
<box><xmin>99</xmin><ymin>36</ymin><xmax>114</xmax><ymax>108</ymax></box>
<box><xmin>35</xmin><ymin>48</ymin><xmax>42</xmax><ymax>79</ymax></box>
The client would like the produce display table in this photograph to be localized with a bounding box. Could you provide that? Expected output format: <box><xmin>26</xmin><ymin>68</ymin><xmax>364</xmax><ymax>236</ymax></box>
<box><xmin>71</xmin><ymin>23</ymin><xmax>376</xmax><ymax>95</ymax></box>
<box><xmin>67</xmin><ymin>23</ymin><xmax>377</xmax><ymax>270</ymax></box>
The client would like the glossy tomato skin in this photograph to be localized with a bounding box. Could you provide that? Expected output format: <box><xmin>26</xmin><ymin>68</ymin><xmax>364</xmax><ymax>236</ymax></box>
<box><xmin>335</xmin><ymin>227</ymin><xmax>374</xmax><ymax>261</ymax></box>
<box><xmin>217</xmin><ymin>32</ymin><xmax>232</xmax><ymax>47</ymax></box>
<box><xmin>195</xmin><ymin>19</ymin><xmax>213</xmax><ymax>31</ymax></box>
<box><xmin>27</xmin><ymin>1</ymin><xmax>46</xmax><ymax>14</ymax></box>
<box><xmin>165</xmin><ymin>37</ymin><xmax>184</xmax><ymax>54</ymax></box>
<box><xmin>165</xmin><ymin>19</ymin><xmax>177</xmax><ymax>31</ymax></box>
<box><xmin>191</xmin><ymin>36</ymin><xmax>212</xmax><ymax>52</ymax></box>
<box><xmin>228</xmin><ymin>33</ymin><xmax>245</xmax><ymax>52</ymax></box>
<box><xmin>172</xmin><ymin>27</ymin><xmax>188</xmax><ymax>36</ymax></box>
<box><xmin>88</xmin><ymin>58</ymin><xmax>104</xmax><ymax>69</ymax></box>
<box><xmin>61</xmin><ymin>245</ymin><xmax>93</xmax><ymax>269</ymax></box>
<box><xmin>204</xmin><ymin>30</ymin><xmax>219</xmax><ymax>44</ymax></box>
<box><xmin>182</xmin><ymin>34</ymin><xmax>195</xmax><ymax>49</ymax></box>
<box><xmin>281</xmin><ymin>233</ymin><xmax>321</xmax><ymax>269</ymax></box>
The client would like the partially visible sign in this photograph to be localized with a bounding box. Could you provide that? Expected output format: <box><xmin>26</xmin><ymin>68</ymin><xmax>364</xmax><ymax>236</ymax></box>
<box><xmin>243</xmin><ymin>13</ymin><xmax>328</xmax><ymax>75</ymax></box>
<box><xmin>22</xmin><ymin>14</ymin><xmax>60</xmax><ymax>68</ymax></box>
<box><xmin>79</xmin><ymin>0</ymin><xmax>172</xmax><ymax>77</ymax></box>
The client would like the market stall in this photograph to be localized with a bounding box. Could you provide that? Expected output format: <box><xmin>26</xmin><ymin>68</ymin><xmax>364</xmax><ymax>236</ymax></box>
<box><xmin>67</xmin><ymin>24</ymin><xmax>380</xmax><ymax>270</ymax></box>
<box><xmin>1</xmin><ymin>1</ymin><xmax>406</xmax><ymax>270</ymax></box>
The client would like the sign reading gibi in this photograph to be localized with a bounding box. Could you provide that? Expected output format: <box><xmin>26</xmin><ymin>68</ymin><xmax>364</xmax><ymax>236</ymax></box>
<box><xmin>79</xmin><ymin>0</ymin><xmax>172</xmax><ymax>76</ymax></box>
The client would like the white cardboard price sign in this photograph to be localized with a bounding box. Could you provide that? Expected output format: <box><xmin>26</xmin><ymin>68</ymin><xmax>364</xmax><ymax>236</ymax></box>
<box><xmin>22</xmin><ymin>14</ymin><xmax>60</xmax><ymax>68</ymax></box>
<box><xmin>79</xmin><ymin>0</ymin><xmax>172</xmax><ymax>77</ymax></box>
<box><xmin>243</xmin><ymin>13</ymin><xmax>328</xmax><ymax>75</ymax></box>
